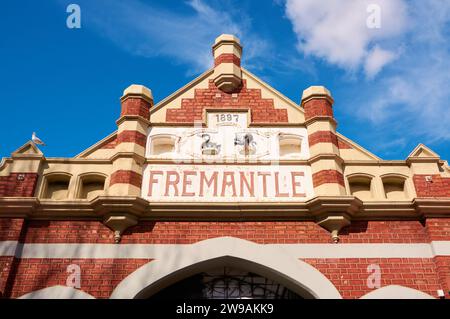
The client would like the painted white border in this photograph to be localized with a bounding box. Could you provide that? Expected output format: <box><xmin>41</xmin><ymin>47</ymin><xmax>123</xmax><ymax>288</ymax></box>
<box><xmin>3</xmin><ymin>240</ymin><xmax>450</xmax><ymax>259</ymax></box>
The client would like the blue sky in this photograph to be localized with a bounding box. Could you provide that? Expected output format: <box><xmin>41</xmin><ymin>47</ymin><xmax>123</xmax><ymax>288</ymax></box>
<box><xmin>1</xmin><ymin>0</ymin><xmax>449</xmax><ymax>160</ymax></box>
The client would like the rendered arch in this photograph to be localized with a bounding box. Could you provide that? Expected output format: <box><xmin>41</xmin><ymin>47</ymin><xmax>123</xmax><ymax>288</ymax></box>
<box><xmin>360</xmin><ymin>285</ymin><xmax>435</xmax><ymax>299</ymax></box>
<box><xmin>110</xmin><ymin>237</ymin><xmax>342</xmax><ymax>299</ymax></box>
<box><xmin>18</xmin><ymin>285</ymin><xmax>95</xmax><ymax>299</ymax></box>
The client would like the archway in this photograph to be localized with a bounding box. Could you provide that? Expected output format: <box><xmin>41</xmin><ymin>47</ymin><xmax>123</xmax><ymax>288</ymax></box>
<box><xmin>150</xmin><ymin>265</ymin><xmax>303</xmax><ymax>299</ymax></box>
<box><xmin>18</xmin><ymin>285</ymin><xmax>95</xmax><ymax>299</ymax></box>
<box><xmin>110</xmin><ymin>237</ymin><xmax>341</xmax><ymax>299</ymax></box>
<box><xmin>360</xmin><ymin>285</ymin><xmax>435</xmax><ymax>299</ymax></box>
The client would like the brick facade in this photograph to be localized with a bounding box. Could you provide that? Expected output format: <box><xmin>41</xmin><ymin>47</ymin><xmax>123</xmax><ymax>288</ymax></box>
<box><xmin>214</xmin><ymin>53</ymin><xmax>241</xmax><ymax>67</ymax></box>
<box><xmin>1</xmin><ymin>220</ymin><xmax>449</xmax><ymax>299</ymax></box>
<box><xmin>8</xmin><ymin>259</ymin><xmax>151</xmax><ymax>299</ymax></box>
<box><xmin>0</xmin><ymin>173</ymin><xmax>38</xmax><ymax>197</ymax></box>
<box><xmin>116</xmin><ymin>130</ymin><xmax>147</xmax><ymax>148</ymax></box>
<box><xmin>414</xmin><ymin>175</ymin><xmax>450</xmax><ymax>198</ymax></box>
<box><xmin>303</xmin><ymin>99</ymin><xmax>334</xmax><ymax>121</ymax></box>
<box><xmin>304</xmin><ymin>258</ymin><xmax>441</xmax><ymax>299</ymax></box>
<box><xmin>109</xmin><ymin>170</ymin><xmax>143</xmax><ymax>188</ymax></box>
<box><xmin>1</xmin><ymin>34</ymin><xmax>450</xmax><ymax>301</ymax></box>
<box><xmin>120</xmin><ymin>97</ymin><xmax>151</xmax><ymax>118</ymax></box>
<box><xmin>19</xmin><ymin>220</ymin><xmax>431</xmax><ymax>245</ymax></box>
<box><xmin>166</xmin><ymin>80</ymin><xmax>289</xmax><ymax>123</ymax></box>
<box><xmin>308</xmin><ymin>131</ymin><xmax>339</xmax><ymax>147</ymax></box>
<box><xmin>312</xmin><ymin>170</ymin><xmax>345</xmax><ymax>187</ymax></box>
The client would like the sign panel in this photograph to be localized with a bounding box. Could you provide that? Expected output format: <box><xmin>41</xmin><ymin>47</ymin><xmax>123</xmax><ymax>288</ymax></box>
<box><xmin>141</xmin><ymin>164</ymin><xmax>314</xmax><ymax>202</ymax></box>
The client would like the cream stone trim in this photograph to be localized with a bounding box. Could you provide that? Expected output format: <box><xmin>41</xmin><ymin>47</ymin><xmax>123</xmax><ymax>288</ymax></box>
<box><xmin>117</xmin><ymin>120</ymin><xmax>149</xmax><ymax>135</ymax></box>
<box><xmin>407</xmin><ymin>144</ymin><xmax>440</xmax><ymax>159</ymax></box>
<box><xmin>335</xmin><ymin>132</ymin><xmax>381</xmax><ymax>161</ymax></box>
<box><xmin>309</xmin><ymin>143</ymin><xmax>340</xmax><ymax>158</ymax></box>
<box><xmin>301</xmin><ymin>86</ymin><xmax>334</xmax><ymax>105</ymax></box>
<box><xmin>213</xmin><ymin>44</ymin><xmax>242</xmax><ymax>58</ymax></box>
<box><xmin>109</xmin><ymin>237</ymin><xmax>342</xmax><ymax>299</ymax></box>
<box><xmin>4</xmin><ymin>240</ymin><xmax>450</xmax><ymax>259</ymax></box>
<box><xmin>306</xmin><ymin>120</ymin><xmax>337</xmax><ymax>133</ymax></box>
<box><xmin>1</xmin><ymin>196</ymin><xmax>449</xmax><ymax>219</ymax></box>
<box><xmin>241</xmin><ymin>68</ymin><xmax>303</xmax><ymax>114</ymax></box>
<box><xmin>108</xmin><ymin>183</ymin><xmax>141</xmax><ymax>197</ymax></box>
<box><xmin>11</xmin><ymin>141</ymin><xmax>44</xmax><ymax>158</ymax></box>
<box><xmin>122</xmin><ymin>84</ymin><xmax>153</xmax><ymax>102</ymax></box>
<box><xmin>314</xmin><ymin>184</ymin><xmax>347</xmax><ymax>196</ymax></box>
<box><xmin>18</xmin><ymin>286</ymin><xmax>95</xmax><ymax>299</ymax></box>
<box><xmin>114</xmin><ymin>143</ymin><xmax>146</xmax><ymax>157</ymax></box>
<box><xmin>75</xmin><ymin>131</ymin><xmax>117</xmax><ymax>159</ymax></box>
<box><xmin>360</xmin><ymin>285</ymin><xmax>435</xmax><ymax>299</ymax></box>
<box><xmin>74</xmin><ymin>172</ymin><xmax>109</xmax><ymax>199</ymax></box>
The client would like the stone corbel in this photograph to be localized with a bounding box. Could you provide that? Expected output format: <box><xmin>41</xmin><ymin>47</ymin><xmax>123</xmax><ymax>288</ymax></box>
<box><xmin>316</xmin><ymin>215</ymin><xmax>351</xmax><ymax>244</ymax></box>
<box><xmin>103</xmin><ymin>213</ymin><xmax>138</xmax><ymax>244</ymax></box>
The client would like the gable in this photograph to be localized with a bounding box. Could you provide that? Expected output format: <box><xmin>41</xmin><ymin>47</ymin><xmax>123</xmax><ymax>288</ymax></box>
<box><xmin>407</xmin><ymin>144</ymin><xmax>440</xmax><ymax>159</ymax></box>
<box><xmin>150</xmin><ymin>68</ymin><xmax>304</xmax><ymax>125</ymax></box>
<box><xmin>75</xmin><ymin>132</ymin><xmax>117</xmax><ymax>159</ymax></box>
<box><xmin>11</xmin><ymin>141</ymin><xmax>43</xmax><ymax>158</ymax></box>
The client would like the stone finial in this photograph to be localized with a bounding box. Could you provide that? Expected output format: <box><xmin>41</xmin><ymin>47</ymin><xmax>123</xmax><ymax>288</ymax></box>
<box><xmin>122</xmin><ymin>84</ymin><xmax>153</xmax><ymax>103</ymax></box>
<box><xmin>301</xmin><ymin>86</ymin><xmax>333</xmax><ymax>105</ymax></box>
<box><xmin>212</xmin><ymin>34</ymin><xmax>243</xmax><ymax>93</ymax></box>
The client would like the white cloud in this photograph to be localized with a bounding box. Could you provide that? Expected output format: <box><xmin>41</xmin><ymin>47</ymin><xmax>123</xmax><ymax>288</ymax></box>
<box><xmin>353</xmin><ymin>0</ymin><xmax>450</xmax><ymax>145</ymax></box>
<box><xmin>364</xmin><ymin>46</ymin><xmax>398</xmax><ymax>78</ymax></box>
<box><xmin>76</xmin><ymin>0</ymin><xmax>268</xmax><ymax>74</ymax></box>
<box><xmin>284</xmin><ymin>0</ymin><xmax>408</xmax><ymax>77</ymax></box>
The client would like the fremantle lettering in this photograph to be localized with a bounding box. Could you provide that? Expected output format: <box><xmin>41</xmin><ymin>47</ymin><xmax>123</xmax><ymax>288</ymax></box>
<box><xmin>144</xmin><ymin>167</ymin><xmax>311</xmax><ymax>201</ymax></box>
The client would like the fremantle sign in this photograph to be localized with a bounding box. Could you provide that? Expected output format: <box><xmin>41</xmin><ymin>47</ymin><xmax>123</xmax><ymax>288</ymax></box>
<box><xmin>141</xmin><ymin>164</ymin><xmax>314</xmax><ymax>202</ymax></box>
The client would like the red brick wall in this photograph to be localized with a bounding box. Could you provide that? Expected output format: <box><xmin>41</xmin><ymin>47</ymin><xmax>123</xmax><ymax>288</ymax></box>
<box><xmin>414</xmin><ymin>175</ymin><xmax>450</xmax><ymax>198</ymax></box>
<box><xmin>20</xmin><ymin>220</ymin><xmax>429</xmax><ymax>244</ymax></box>
<box><xmin>0</xmin><ymin>256</ymin><xmax>14</xmax><ymax>297</ymax></box>
<box><xmin>116</xmin><ymin>130</ymin><xmax>146</xmax><ymax>147</ymax></box>
<box><xmin>0</xmin><ymin>219</ymin><xmax>25</xmax><ymax>297</ymax></box>
<box><xmin>0</xmin><ymin>219</ymin><xmax>25</xmax><ymax>241</ymax></box>
<box><xmin>109</xmin><ymin>170</ymin><xmax>142</xmax><ymax>188</ymax></box>
<box><xmin>303</xmin><ymin>99</ymin><xmax>333</xmax><ymax>121</ymax></box>
<box><xmin>1</xmin><ymin>219</ymin><xmax>447</xmax><ymax>299</ymax></box>
<box><xmin>9</xmin><ymin>259</ymin><xmax>151</xmax><ymax>299</ymax></box>
<box><xmin>166</xmin><ymin>80</ymin><xmax>288</xmax><ymax>124</ymax></box>
<box><xmin>308</xmin><ymin>131</ymin><xmax>339</xmax><ymax>147</ymax></box>
<box><xmin>433</xmin><ymin>256</ymin><xmax>450</xmax><ymax>297</ymax></box>
<box><xmin>312</xmin><ymin>170</ymin><xmax>345</xmax><ymax>187</ymax></box>
<box><xmin>120</xmin><ymin>97</ymin><xmax>151</xmax><ymax>118</ymax></box>
<box><xmin>214</xmin><ymin>53</ymin><xmax>240</xmax><ymax>67</ymax></box>
<box><xmin>425</xmin><ymin>218</ymin><xmax>450</xmax><ymax>241</ymax></box>
<box><xmin>304</xmin><ymin>258</ymin><xmax>440</xmax><ymax>299</ymax></box>
<box><xmin>0</xmin><ymin>173</ymin><xmax>38</xmax><ymax>197</ymax></box>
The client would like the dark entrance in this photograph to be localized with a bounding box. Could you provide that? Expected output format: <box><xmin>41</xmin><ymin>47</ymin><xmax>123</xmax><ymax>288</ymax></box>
<box><xmin>151</xmin><ymin>267</ymin><xmax>303</xmax><ymax>299</ymax></box>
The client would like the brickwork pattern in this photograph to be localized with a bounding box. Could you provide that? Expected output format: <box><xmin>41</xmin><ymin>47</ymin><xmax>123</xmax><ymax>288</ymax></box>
<box><xmin>166</xmin><ymin>80</ymin><xmax>289</xmax><ymax>123</ymax></box>
<box><xmin>0</xmin><ymin>173</ymin><xmax>38</xmax><ymax>197</ymax></box>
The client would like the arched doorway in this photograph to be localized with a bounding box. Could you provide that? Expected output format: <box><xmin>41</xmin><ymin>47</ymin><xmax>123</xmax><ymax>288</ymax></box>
<box><xmin>110</xmin><ymin>237</ymin><xmax>342</xmax><ymax>299</ymax></box>
<box><xmin>150</xmin><ymin>266</ymin><xmax>303</xmax><ymax>299</ymax></box>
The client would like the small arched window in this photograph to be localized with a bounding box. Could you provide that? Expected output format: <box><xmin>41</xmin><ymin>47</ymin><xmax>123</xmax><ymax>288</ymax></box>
<box><xmin>150</xmin><ymin>135</ymin><xmax>177</xmax><ymax>156</ymax></box>
<box><xmin>42</xmin><ymin>173</ymin><xmax>72</xmax><ymax>200</ymax></box>
<box><xmin>77</xmin><ymin>174</ymin><xmax>106</xmax><ymax>200</ymax></box>
<box><xmin>347</xmin><ymin>174</ymin><xmax>374</xmax><ymax>201</ymax></box>
<box><xmin>279</xmin><ymin>134</ymin><xmax>302</xmax><ymax>157</ymax></box>
<box><xmin>382</xmin><ymin>175</ymin><xmax>408</xmax><ymax>200</ymax></box>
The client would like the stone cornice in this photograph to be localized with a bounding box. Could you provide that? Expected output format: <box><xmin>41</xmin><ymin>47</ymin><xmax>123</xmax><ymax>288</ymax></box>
<box><xmin>1</xmin><ymin>196</ymin><xmax>449</xmax><ymax>221</ymax></box>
